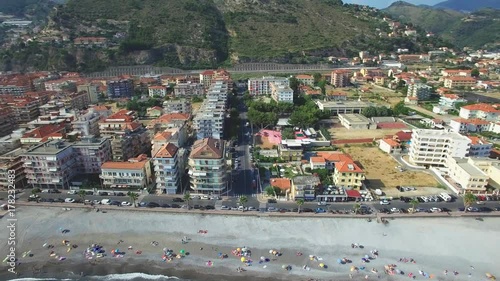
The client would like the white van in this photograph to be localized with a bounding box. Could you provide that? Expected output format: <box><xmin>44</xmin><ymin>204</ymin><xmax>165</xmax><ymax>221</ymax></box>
<box><xmin>101</xmin><ymin>199</ymin><xmax>111</xmax><ymax>205</ymax></box>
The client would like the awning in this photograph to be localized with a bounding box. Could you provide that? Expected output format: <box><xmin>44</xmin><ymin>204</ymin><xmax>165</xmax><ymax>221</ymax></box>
<box><xmin>346</xmin><ymin>190</ymin><xmax>361</xmax><ymax>198</ymax></box>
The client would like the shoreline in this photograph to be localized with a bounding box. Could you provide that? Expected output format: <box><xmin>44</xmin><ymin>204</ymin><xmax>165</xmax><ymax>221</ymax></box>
<box><xmin>1</xmin><ymin>206</ymin><xmax>499</xmax><ymax>281</ymax></box>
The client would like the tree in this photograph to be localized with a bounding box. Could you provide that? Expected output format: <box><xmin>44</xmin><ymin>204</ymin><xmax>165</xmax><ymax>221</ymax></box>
<box><xmin>127</xmin><ymin>191</ymin><xmax>139</xmax><ymax>208</ymax></box>
<box><xmin>265</xmin><ymin>186</ymin><xmax>276</xmax><ymax>197</ymax></box>
<box><xmin>361</xmin><ymin>106</ymin><xmax>378</xmax><ymax>118</ymax></box>
<box><xmin>471</xmin><ymin>68</ymin><xmax>480</xmax><ymax>78</ymax></box>
<box><xmin>183</xmin><ymin>192</ymin><xmax>192</xmax><ymax>209</ymax></box>
<box><xmin>463</xmin><ymin>192</ymin><xmax>477</xmax><ymax>212</ymax></box>
<box><xmin>409</xmin><ymin>199</ymin><xmax>419</xmax><ymax>213</ymax></box>
<box><xmin>353</xmin><ymin>203</ymin><xmax>361</xmax><ymax>214</ymax></box>
<box><xmin>238</xmin><ymin>195</ymin><xmax>248</xmax><ymax>211</ymax></box>
<box><xmin>78</xmin><ymin>190</ymin><xmax>87</xmax><ymax>205</ymax></box>
<box><xmin>392</xmin><ymin>101</ymin><xmax>410</xmax><ymax>116</ymax></box>
<box><xmin>296</xmin><ymin>199</ymin><xmax>304</xmax><ymax>213</ymax></box>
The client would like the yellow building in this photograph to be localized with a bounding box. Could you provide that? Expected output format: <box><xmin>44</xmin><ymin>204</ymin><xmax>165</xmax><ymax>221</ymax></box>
<box><xmin>332</xmin><ymin>154</ymin><xmax>365</xmax><ymax>190</ymax></box>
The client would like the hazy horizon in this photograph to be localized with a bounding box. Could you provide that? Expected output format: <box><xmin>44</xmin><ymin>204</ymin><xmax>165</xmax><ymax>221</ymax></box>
<box><xmin>343</xmin><ymin>0</ymin><xmax>443</xmax><ymax>9</ymax></box>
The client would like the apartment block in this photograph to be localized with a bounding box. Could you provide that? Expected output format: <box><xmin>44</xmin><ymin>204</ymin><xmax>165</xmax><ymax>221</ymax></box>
<box><xmin>439</xmin><ymin>94</ymin><xmax>467</xmax><ymax>108</ymax></box>
<box><xmin>193</xmin><ymin>81</ymin><xmax>228</xmax><ymax>140</ymax></box>
<box><xmin>459</xmin><ymin>103</ymin><xmax>500</xmax><ymax>121</ymax></box>
<box><xmin>0</xmin><ymin>74</ymin><xmax>32</xmax><ymax>95</ymax></box>
<box><xmin>174</xmin><ymin>82</ymin><xmax>204</xmax><ymax>97</ymax></box>
<box><xmin>278</xmin><ymin>142</ymin><xmax>303</xmax><ymax>161</ymax></box>
<box><xmin>153</xmin><ymin>143</ymin><xmax>180</xmax><ymax>194</ymax></box>
<box><xmin>270</xmin><ymin>82</ymin><xmax>294</xmax><ymax>103</ymax></box>
<box><xmin>100</xmin><ymin>154</ymin><xmax>152</xmax><ymax>189</ymax></box>
<box><xmin>20</xmin><ymin>124</ymin><xmax>66</xmax><ymax>145</ymax></box>
<box><xmin>148</xmin><ymin>113</ymin><xmax>190</xmax><ymax>134</ymax></box>
<box><xmin>441</xmin><ymin>69</ymin><xmax>472</xmax><ymax>77</ymax></box>
<box><xmin>71</xmin><ymin>108</ymin><xmax>102</xmax><ymax>137</ymax></box>
<box><xmin>448</xmin><ymin>157</ymin><xmax>488</xmax><ymax>193</ymax></box>
<box><xmin>409</xmin><ymin>129</ymin><xmax>471</xmax><ymax>167</ymax></box>
<box><xmin>467</xmin><ymin>136</ymin><xmax>492</xmax><ymax>158</ymax></box>
<box><xmin>148</xmin><ymin>85</ymin><xmax>167</xmax><ymax>97</ymax></box>
<box><xmin>151</xmin><ymin>127</ymin><xmax>187</xmax><ymax>154</ymax></box>
<box><xmin>199</xmin><ymin>69</ymin><xmax>231</xmax><ymax>89</ymax></box>
<box><xmin>330</xmin><ymin>70</ymin><xmax>352</xmax><ymax>88</ymax></box>
<box><xmin>0</xmin><ymin>148</ymin><xmax>28</xmax><ymax>189</ymax></box>
<box><xmin>163</xmin><ymin>99</ymin><xmax>192</xmax><ymax>114</ymax></box>
<box><xmin>407</xmin><ymin>83</ymin><xmax>432</xmax><ymax>100</ymax></box>
<box><xmin>468</xmin><ymin>158</ymin><xmax>500</xmax><ymax>190</ymax></box>
<box><xmin>449</xmin><ymin>118</ymin><xmax>490</xmax><ymax>134</ymax></box>
<box><xmin>77</xmin><ymin>83</ymin><xmax>100</xmax><ymax>104</ymax></box>
<box><xmin>188</xmin><ymin>138</ymin><xmax>227</xmax><ymax>194</ymax></box>
<box><xmin>248</xmin><ymin>76</ymin><xmax>289</xmax><ymax>95</ymax></box>
<box><xmin>22</xmin><ymin>140</ymin><xmax>77</xmax><ymax>189</ymax></box>
<box><xmin>444</xmin><ymin>77</ymin><xmax>476</xmax><ymax>89</ymax></box>
<box><xmin>0</xmin><ymin>129</ymin><xmax>25</xmax><ymax>155</ymax></box>
<box><xmin>332</xmin><ymin>154</ymin><xmax>365</xmax><ymax>190</ymax></box>
<box><xmin>107</xmin><ymin>79</ymin><xmax>134</xmax><ymax>98</ymax></box>
<box><xmin>8</xmin><ymin>98</ymin><xmax>40</xmax><ymax>125</ymax></box>
<box><xmin>0</xmin><ymin>107</ymin><xmax>15</xmax><ymax>137</ymax></box>
<box><xmin>291</xmin><ymin>175</ymin><xmax>321</xmax><ymax>200</ymax></box>
<box><xmin>295</xmin><ymin>74</ymin><xmax>314</xmax><ymax>86</ymax></box>
<box><xmin>72</xmin><ymin>136</ymin><xmax>112</xmax><ymax>174</ymax></box>
<box><xmin>98</xmin><ymin>110</ymin><xmax>150</xmax><ymax>161</ymax></box>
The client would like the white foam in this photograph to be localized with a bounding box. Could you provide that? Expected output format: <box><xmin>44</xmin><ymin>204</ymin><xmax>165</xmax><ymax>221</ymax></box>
<box><xmin>10</xmin><ymin>279</ymin><xmax>72</xmax><ymax>281</ymax></box>
<box><xmin>90</xmin><ymin>273</ymin><xmax>180</xmax><ymax>280</ymax></box>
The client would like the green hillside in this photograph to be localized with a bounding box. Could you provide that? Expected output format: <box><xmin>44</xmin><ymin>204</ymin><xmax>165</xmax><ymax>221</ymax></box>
<box><xmin>384</xmin><ymin>1</ymin><xmax>500</xmax><ymax>49</ymax></box>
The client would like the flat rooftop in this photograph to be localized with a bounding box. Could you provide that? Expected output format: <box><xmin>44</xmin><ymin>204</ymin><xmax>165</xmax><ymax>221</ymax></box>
<box><xmin>339</xmin><ymin>113</ymin><xmax>371</xmax><ymax>124</ymax></box>
<box><xmin>453</xmin><ymin>158</ymin><xmax>488</xmax><ymax>177</ymax></box>
<box><xmin>413</xmin><ymin>129</ymin><xmax>469</xmax><ymax>141</ymax></box>
<box><xmin>317</xmin><ymin>100</ymin><xmax>374</xmax><ymax>108</ymax></box>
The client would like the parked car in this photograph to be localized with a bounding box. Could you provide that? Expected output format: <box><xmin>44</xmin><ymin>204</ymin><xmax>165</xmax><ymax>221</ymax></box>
<box><xmin>267</xmin><ymin>207</ymin><xmax>279</xmax><ymax>212</ymax></box>
<box><xmin>116</xmin><ymin>192</ymin><xmax>125</xmax><ymax>196</ymax></box>
<box><xmin>466</xmin><ymin>207</ymin><xmax>479</xmax><ymax>212</ymax></box>
<box><xmin>29</xmin><ymin>194</ymin><xmax>40</xmax><ymax>199</ymax></box>
<box><xmin>67</xmin><ymin>190</ymin><xmax>76</xmax><ymax>194</ymax></box>
<box><xmin>121</xmin><ymin>201</ymin><xmax>131</xmax><ymax>206</ymax></box>
<box><xmin>49</xmin><ymin>189</ymin><xmax>60</xmax><ymax>193</ymax></box>
<box><xmin>205</xmin><ymin>205</ymin><xmax>215</xmax><ymax>210</ymax></box>
<box><xmin>430</xmin><ymin>207</ymin><xmax>442</xmax><ymax>213</ymax></box>
<box><xmin>247</xmin><ymin>206</ymin><xmax>256</xmax><ymax>211</ymax></box>
<box><xmin>267</xmin><ymin>199</ymin><xmax>277</xmax><ymax>203</ymax></box>
<box><xmin>220</xmin><ymin>205</ymin><xmax>230</xmax><ymax>210</ymax></box>
<box><xmin>100</xmin><ymin>192</ymin><xmax>109</xmax><ymax>196</ymax></box>
<box><xmin>171</xmin><ymin>204</ymin><xmax>180</xmax><ymax>208</ymax></box>
<box><xmin>479</xmin><ymin>207</ymin><xmax>492</xmax><ymax>212</ymax></box>
<box><xmin>173</xmin><ymin>198</ymin><xmax>184</xmax><ymax>202</ymax></box>
<box><xmin>390</xmin><ymin>208</ymin><xmax>400</xmax><ymax>213</ymax></box>
<box><xmin>110</xmin><ymin>201</ymin><xmax>121</xmax><ymax>206</ymax></box>
<box><xmin>317</xmin><ymin>201</ymin><xmax>327</xmax><ymax>206</ymax></box>
<box><xmin>101</xmin><ymin>199</ymin><xmax>111</xmax><ymax>205</ymax></box>
<box><xmin>315</xmin><ymin>208</ymin><xmax>326</xmax><ymax>213</ymax></box>
<box><xmin>201</xmin><ymin>195</ymin><xmax>210</xmax><ymax>200</ymax></box>
<box><xmin>55</xmin><ymin>198</ymin><xmax>65</xmax><ymax>203</ymax></box>
<box><xmin>161</xmin><ymin>204</ymin><xmax>171</xmax><ymax>208</ymax></box>
<box><xmin>210</xmin><ymin>196</ymin><xmax>221</xmax><ymax>200</ymax></box>
<box><xmin>302</xmin><ymin>208</ymin><xmax>314</xmax><ymax>213</ymax></box>
<box><xmin>380</xmin><ymin>200</ymin><xmax>390</xmax><ymax>205</ymax></box>
<box><xmin>146</xmin><ymin>202</ymin><xmax>160</xmax><ymax>208</ymax></box>
<box><xmin>85</xmin><ymin>191</ymin><xmax>94</xmax><ymax>195</ymax></box>
<box><xmin>476</xmin><ymin>201</ymin><xmax>485</xmax><ymax>205</ymax></box>
<box><xmin>64</xmin><ymin>198</ymin><xmax>75</xmax><ymax>203</ymax></box>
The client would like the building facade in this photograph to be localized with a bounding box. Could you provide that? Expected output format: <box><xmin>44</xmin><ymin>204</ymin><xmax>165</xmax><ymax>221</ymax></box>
<box><xmin>153</xmin><ymin>143</ymin><xmax>180</xmax><ymax>194</ymax></box>
<box><xmin>248</xmin><ymin>76</ymin><xmax>289</xmax><ymax>95</ymax></box>
<box><xmin>107</xmin><ymin>79</ymin><xmax>134</xmax><ymax>98</ymax></box>
<box><xmin>270</xmin><ymin>82</ymin><xmax>294</xmax><ymax>103</ymax></box>
<box><xmin>100</xmin><ymin>154</ymin><xmax>152</xmax><ymax>189</ymax></box>
<box><xmin>72</xmin><ymin>136</ymin><xmax>112</xmax><ymax>175</ymax></box>
<box><xmin>188</xmin><ymin>138</ymin><xmax>227</xmax><ymax>194</ymax></box>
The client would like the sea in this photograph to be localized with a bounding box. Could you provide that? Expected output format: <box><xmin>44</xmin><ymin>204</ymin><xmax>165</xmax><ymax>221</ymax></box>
<box><xmin>10</xmin><ymin>273</ymin><xmax>188</xmax><ymax>281</ymax></box>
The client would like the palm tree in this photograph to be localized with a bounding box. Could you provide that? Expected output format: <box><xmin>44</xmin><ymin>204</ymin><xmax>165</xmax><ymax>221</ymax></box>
<box><xmin>78</xmin><ymin>190</ymin><xmax>87</xmax><ymax>205</ymax></box>
<box><xmin>353</xmin><ymin>203</ymin><xmax>361</xmax><ymax>214</ymax></box>
<box><xmin>183</xmin><ymin>192</ymin><xmax>192</xmax><ymax>209</ymax></box>
<box><xmin>238</xmin><ymin>195</ymin><xmax>248</xmax><ymax>211</ymax></box>
<box><xmin>127</xmin><ymin>191</ymin><xmax>139</xmax><ymax>208</ymax></box>
<box><xmin>463</xmin><ymin>192</ymin><xmax>477</xmax><ymax>212</ymax></box>
<box><xmin>296</xmin><ymin>199</ymin><xmax>304</xmax><ymax>213</ymax></box>
<box><xmin>409</xmin><ymin>199</ymin><xmax>419</xmax><ymax>213</ymax></box>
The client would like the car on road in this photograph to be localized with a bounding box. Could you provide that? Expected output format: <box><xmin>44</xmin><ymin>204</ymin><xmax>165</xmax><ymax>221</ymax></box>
<box><xmin>64</xmin><ymin>198</ymin><xmax>75</xmax><ymax>203</ymax></box>
<box><xmin>476</xmin><ymin>201</ymin><xmax>485</xmax><ymax>205</ymax></box>
<box><xmin>220</xmin><ymin>205</ymin><xmax>230</xmax><ymax>210</ymax></box>
<box><xmin>315</xmin><ymin>208</ymin><xmax>326</xmax><ymax>213</ymax></box>
<box><xmin>201</xmin><ymin>195</ymin><xmax>210</xmax><ymax>200</ymax></box>
<box><xmin>430</xmin><ymin>207</ymin><xmax>442</xmax><ymax>213</ymax></box>
<box><xmin>380</xmin><ymin>200</ymin><xmax>390</xmax><ymax>205</ymax></box>
<box><xmin>390</xmin><ymin>208</ymin><xmax>400</xmax><ymax>213</ymax></box>
<box><xmin>173</xmin><ymin>198</ymin><xmax>184</xmax><ymax>202</ymax></box>
<box><xmin>317</xmin><ymin>201</ymin><xmax>327</xmax><ymax>206</ymax></box>
<box><xmin>121</xmin><ymin>201</ymin><xmax>131</xmax><ymax>206</ymax></box>
<box><xmin>29</xmin><ymin>194</ymin><xmax>40</xmax><ymax>199</ymax></box>
<box><xmin>247</xmin><ymin>206</ymin><xmax>256</xmax><ymax>211</ymax></box>
<box><xmin>67</xmin><ymin>190</ymin><xmax>76</xmax><ymax>194</ymax></box>
<box><xmin>161</xmin><ymin>204</ymin><xmax>171</xmax><ymax>208</ymax></box>
<box><xmin>267</xmin><ymin>207</ymin><xmax>279</xmax><ymax>212</ymax></box>
<box><xmin>147</xmin><ymin>202</ymin><xmax>160</xmax><ymax>208</ymax></box>
<box><xmin>110</xmin><ymin>201</ymin><xmax>121</xmax><ymax>206</ymax></box>
<box><xmin>205</xmin><ymin>205</ymin><xmax>215</xmax><ymax>210</ymax></box>
<box><xmin>267</xmin><ymin>199</ymin><xmax>277</xmax><ymax>203</ymax></box>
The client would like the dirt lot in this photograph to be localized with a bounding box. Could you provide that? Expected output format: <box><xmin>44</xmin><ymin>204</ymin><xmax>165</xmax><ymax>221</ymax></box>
<box><xmin>255</xmin><ymin>135</ymin><xmax>276</xmax><ymax>149</ymax></box>
<box><xmin>329</xmin><ymin>124</ymin><xmax>404</xmax><ymax>140</ymax></box>
<box><xmin>343</xmin><ymin>145</ymin><xmax>438</xmax><ymax>193</ymax></box>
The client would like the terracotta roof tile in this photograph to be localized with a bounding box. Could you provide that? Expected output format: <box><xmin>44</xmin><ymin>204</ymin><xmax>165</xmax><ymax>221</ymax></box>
<box><xmin>270</xmin><ymin>178</ymin><xmax>291</xmax><ymax>190</ymax></box>
<box><xmin>154</xmin><ymin>143</ymin><xmax>178</xmax><ymax>158</ymax></box>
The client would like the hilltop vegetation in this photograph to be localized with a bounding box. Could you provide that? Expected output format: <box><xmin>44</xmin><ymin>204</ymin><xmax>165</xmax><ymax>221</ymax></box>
<box><xmin>384</xmin><ymin>1</ymin><xmax>500</xmax><ymax>49</ymax></box>
<box><xmin>434</xmin><ymin>0</ymin><xmax>500</xmax><ymax>12</ymax></box>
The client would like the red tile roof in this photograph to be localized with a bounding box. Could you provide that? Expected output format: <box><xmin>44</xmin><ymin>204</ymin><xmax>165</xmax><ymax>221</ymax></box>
<box><xmin>22</xmin><ymin>124</ymin><xmax>65</xmax><ymax>139</ymax></box>
<box><xmin>270</xmin><ymin>178</ymin><xmax>291</xmax><ymax>190</ymax></box>
<box><xmin>154</xmin><ymin>143</ymin><xmax>178</xmax><ymax>158</ymax></box>
<box><xmin>381</xmin><ymin>138</ymin><xmax>400</xmax><ymax>147</ymax></box>
<box><xmin>394</xmin><ymin>131</ymin><xmax>412</xmax><ymax>142</ymax></box>
<box><xmin>461</xmin><ymin>103</ymin><xmax>500</xmax><ymax>113</ymax></box>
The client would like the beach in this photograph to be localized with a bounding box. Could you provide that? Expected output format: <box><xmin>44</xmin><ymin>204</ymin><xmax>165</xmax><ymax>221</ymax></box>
<box><xmin>1</xmin><ymin>206</ymin><xmax>499</xmax><ymax>281</ymax></box>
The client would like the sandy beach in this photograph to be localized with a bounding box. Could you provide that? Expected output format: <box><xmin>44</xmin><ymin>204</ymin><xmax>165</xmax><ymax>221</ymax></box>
<box><xmin>1</xmin><ymin>206</ymin><xmax>499</xmax><ymax>281</ymax></box>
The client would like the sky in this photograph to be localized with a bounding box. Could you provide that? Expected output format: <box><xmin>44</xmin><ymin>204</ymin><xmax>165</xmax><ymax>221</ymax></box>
<box><xmin>343</xmin><ymin>0</ymin><xmax>443</xmax><ymax>9</ymax></box>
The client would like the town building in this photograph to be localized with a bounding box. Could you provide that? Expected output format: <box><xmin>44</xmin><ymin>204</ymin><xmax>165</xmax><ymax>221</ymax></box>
<box><xmin>107</xmin><ymin>79</ymin><xmax>134</xmax><ymax>98</ymax></box>
<box><xmin>439</xmin><ymin>94</ymin><xmax>467</xmax><ymax>108</ymax></box>
<box><xmin>338</xmin><ymin>114</ymin><xmax>374</xmax><ymax>130</ymax></box>
<box><xmin>449</xmin><ymin>118</ymin><xmax>490</xmax><ymax>133</ymax></box>
<box><xmin>459</xmin><ymin>103</ymin><xmax>500</xmax><ymax>121</ymax></box>
<box><xmin>0</xmin><ymin>74</ymin><xmax>32</xmax><ymax>95</ymax></box>
<box><xmin>174</xmin><ymin>82</ymin><xmax>204</xmax><ymax>97</ymax></box>
<box><xmin>153</xmin><ymin>143</ymin><xmax>180</xmax><ymax>194</ymax></box>
<box><xmin>291</xmin><ymin>175</ymin><xmax>320</xmax><ymax>201</ymax></box>
<box><xmin>146</xmin><ymin>106</ymin><xmax>163</xmax><ymax>118</ymax></box>
<box><xmin>444</xmin><ymin>77</ymin><xmax>476</xmax><ymax>88</ymax></box>
<box><xmin>8</xmin><ymin>98</ymin><xmax>40</xmax><ymax>125</ymax></box>
<box><xmin>71</xmin><ymin>108</ymin><xmax>102</xmax><ymax>137</ymax></box>
<box><xmin>447</xmin><ymin>157</ymin><xmax>488</xmax><ymax>194</ymax></box>
<box><xmin>407</xmin><ymin>83</ymin><xmax>432</xmax><ymax>100</ymax></box>
<box><xmin>248</xmin><ymin>76</ymin><xmax>289</xmax><ymax>95</ymax></box>
<box><xmin>379</xmin><ymin>138</ymin><xmax>402</xmax><ymax>154</ymax></box>
<box><xmin>409</xmin><ymin>129</ymin><xmax>472</xmax><ymax>167</ymax></box>
<box><xmin>22</xmin><ymin>140</ymin><xmax>77</xmax><ymax>189</ymax></box>
<box><xmin>332</xmin><ymin>154</ymin><xmax>365</xmax><ymax>190</ymax></box>
<box><xmin>148</xmin><ymin>85</ymin><xmax>168</xmax><ymax>97</ymax></box>
<box><xmin>188</xmin><ymin>138</ymin><xmax>227</xmax><ymax>194</ymax></box>
<box><xmin>77</xmin><ymin>84</ymin><xmax>100</xmax><ymax>104</ymax></box>
<box><xmin>72</xmin><ymin>136</ymin><xmax>112</xmax><ymax>175</ymax></box>
<box><xmin>278</xmin><ymin>141</ymin><xmax>303</xmax><ymax>161</ymax></box>
<box><xmin>441</xmin><ymin>69</ymin><xmax>472</xmax><ymax>77</ymax></box>
<box><xmin>0</xmin><ymin>107</ymin><xmax>15</xmax><ymax>138</ymax></box>
<box><xmin>163</xmin><ymin>99</ymin><xmax>192</xmax><ymax>114</ymax></box>
<box><xmin>0</xmin><ymin>129</ymin><xmax>25</xmax><ymax>155</ymax></box>
<box><xmin>467</xmin><ymin>136</ymin><xmax>493</xmax><ymax>158</ymax></box>
<box><xmin>20</xmin><ymin>124</ymin><xmax>66</xmax><ymax>145</ymax></box>
<box><xmin>270</xmin><ymin>82</ymin><xmax>294</xmax><ymax>103</ymax></box>
<box><xmin>193</xmin><ymin>81</ymin><xmax>228</xmax><ymax>139</ymax></box>
<box><xmin>0</xmin><ymin>148</ymin><xmax>28</xmax><ymax>189</ymax></box>
<box><xmin>199</xmin><ymin>69</ymin><xmax>231</xmax><ymax>89</ymax></box>
<box><xmin>100</xmin><ymin>154</ymin><xmax>153</xmax><ymax>189</ymax></box>
<box><xmin>315</xmin><ymin>100</ymin><xmax>373</xmax><ymax>115</ymax></box>
<box><xmin>295</xmin><ymin>74</ymin><xmax>315</xmax><ymax>86</ymax></box>
<box><xmin>468</xmin><ymin>158</ymin><xmax>500</xmax><ymax>190</ymax></box>
<box><xmin>330</xmin><ymin>70</ymin><xmax>352</xmax><ymax>87</ymax></box>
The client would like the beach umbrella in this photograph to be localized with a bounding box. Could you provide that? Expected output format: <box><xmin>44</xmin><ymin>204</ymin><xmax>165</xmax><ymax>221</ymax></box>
<box><xmin>319</xmin><ymin>263</ymin><xmax>325</xmax><ymax>268</ymax></box>
<box><xmin>269</xmin><ymin>250</ymin><xmax>274</xmax><ymax>254</ymax></box>
<box><xmin>163</xmin><ymin>248</ymin><xmax>167</xmax><ymax>252</ymax></box>
<box><xmin>365</xmin><ymin>255</ymin><xmax>369</xmax><ymax>259</ymax></box>
<box><xmin>240</xmin><ymin>257</ymin><xmax>246</xmax><ymax>262</ymax></box>
<box><xmin>282</xmin><ymin>265</ymin><xmax>287</xmax><ymax>269</ymax></box>
<box><xmin>237</xmin><ymin>248</ymin><xmax>241</xmax><ymax>252</ymax></box>
<box><xmin>260</xmin><ymin>256</ymin><xmax>265</xmax><ymax>261</ymax></box>
<box><xmin>351</xmin><ymin>266</ymin><xmax>356</xmax><ymax>272</ymax></box>
<box><xmin>179</xmin><ymin>249</ymin><xmax>185</xmax><ymax>255</ymax></box>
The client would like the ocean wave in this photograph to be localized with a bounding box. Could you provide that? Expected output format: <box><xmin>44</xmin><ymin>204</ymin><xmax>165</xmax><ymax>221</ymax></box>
<box><xmin>10</xmin><ymin>279</ymin><xmax>73</xmax><ymax>281</ymax></box>
<box><xmin>88</xmin><ymin>273</ymin><xmax>181</xmax><ymax>281</ymax></box>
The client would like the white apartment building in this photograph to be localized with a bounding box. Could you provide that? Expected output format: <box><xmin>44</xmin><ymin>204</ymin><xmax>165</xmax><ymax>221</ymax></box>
<box><xmin>100</xmin><ymin>154</ymin><xmax>152</xmax><ymax>189</ymax></box>
<box><xmin>174</xmin><ymin>82</ymin><xmax>204</xmax><ymax>96</ymax></box>
<box><xmin>72</xmin><ymin>136</ymin><xmax>112</xmax><ymax>174</ymax></box>
<box><xmin>188</xmin><ymin>138</ymin><xmax>227</xmax><ymax>194</ymax></box>
<box><xmin>439</xmin><ymin>94</ymin><xmax>467</xmax><ymax>108</ymax></box>
<box><xmin>469</xmin><ymin>158</ymin><xmax>500</xmax><ymax>190</ymax></box>
<box><xmin>153</xmin><ymin>143</ymin><xmax>180</xmax><ymax>194</ymax></box>
<box><xmin>148</xmin><ymin>85</ymin><xmax>167</xmax><ymax>97</ymax></box>
<box><xmin>270</xmin><ymin>82</ymin><xmax>293</xmax><ymax>103</ymax></box>
<box><xmin>459</xmin><ymin>103</ymin><xmax>500</xmax><ymax>121</ymax></box>
<box><xmin>467</xmin><ymin>136</ymin><xmax>493</xmax><ymax>157</ymax></box>
<box><xmin>449</xmin><ymin>118</ymin><xmax>490</xmax><ymax>133</ymax></box>
<box><xmin>193</xmin><ymin>81</ymin><xmax>228</xmax><ymax>140</ymax></box>
<box><xmin>71</xmin><ymin>109</ymin><xmax>102</xmax><ymax>137</ymax></box>
<box><xmin>448</xmin><ymin>157</ymin><xmax>489</xmax><ymax>193</ymax></box>
<box><xmin>77</xmin><ymin>84</ymin><xmax>100</xmax><ymax>104</ymax></box>
<box><xmin>409</xmin><ymin>129</ymin><xmax>471</xmax><ymax>167</ymax></box>
<box><xmin>248</xmin><ymin>76</ymin><xmax>289</xmax><ymax>95</ymax></box>
<box><xmin>407</xmin><ymin>83</ymin><xmax>432</xmax><ymax>100</ymax></box>
<box><xmin>22</xmin><ymin>140</ymin><xmax>77</xmax><ymax>189</ymax></box>
<box><xmin>163</xmin><ymin>99</ymin><xmax>192</xmax><ymax>114</ymax></box>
